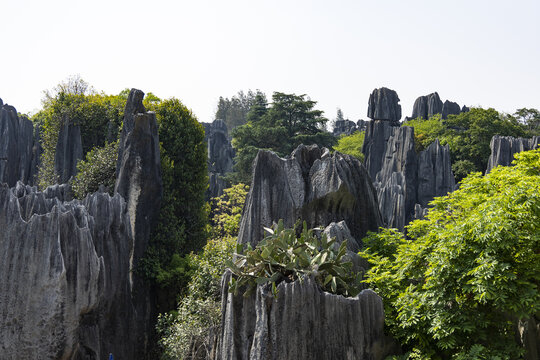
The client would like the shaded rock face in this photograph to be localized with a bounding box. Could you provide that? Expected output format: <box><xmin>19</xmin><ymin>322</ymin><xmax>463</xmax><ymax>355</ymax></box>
<box><xmin>486</xmin><ymin>135</ymin><xmax>540</xmax><ymax>173</ymax></box>
<box><xmin>441</xmin><ymin>100</ymin><xmax>461</xmax><ymax>119</ymax></box>
<box><xmin>115</xmin><ymin>88</ymin><xmax>163</xmax><ymax>266</ymax></box>
<box><xmin>0</xmin><ymin>88</ymin><xmax>162</xmax><ymax>359</ymax></box>
<box><xmin>0</xmin><ymin>101</ymin><xmax>38</xmax><ymax>186</ymax></box>
<box><xmin>367</xmin><ymin>87</ymin><xmax>401</xmax><ymax>123</ymax></box>
<box><xmin>216</xmin><ymin>271</ymin><xmax>393</xmax><ymax>360</ymax></box>
<box><xmin>238</xmin><ymin>144</ymin><xmax>382</xmax><ymax>248</ymax></box>
<box><xmin>411</xmin><ymin>92</ymin><xmax>443</xmax><ymax>120</ymax></box>
<box><xmin>55</xmin><ymin>115</ymin><xmax>83</xmax><ymax>184</ymax></box>
<box><xmin>204</xmin><ymin>119</ymin><xmax>235</xmax><ymax>199</ymax></box>
<box><xmin>333</xmin><ymin>119</ymin><xmax>358</xmax><ymax>137</ymax></box>
<box><xmin>410</xmin><ymin>93</ymin><xmax>467</xmax><ymax>120</ymax></box>
<box><xmin>363</xmin><ymin>121</ymin><xmax>455</xmax><ymax>230</ymax></box>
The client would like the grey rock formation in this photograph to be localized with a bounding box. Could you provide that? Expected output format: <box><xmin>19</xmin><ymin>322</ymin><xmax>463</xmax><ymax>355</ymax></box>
<box><xmin>410</xmin><ymin>93</ymin><xmax>468</xmax><ymax>120</ymax></box>
<box><xmin>116</xmin><ymin>88</ymin><xmax>146</xmax><ymax>178</ymax></box>
<box><xmin>238</xmin><ymin>144</ymin><xmax>382</xmax><ymax>247</ymax></box>
<box><xmin>517</xmin><ymin>317</ymin><xmax>540</xmax><ymax>360</ymax></box>
<box><xmin>54</xmin><ymin>115</ymin><xmax>83</xmax><ymax>183</ymax></box>
<box><xmin>416</xmin><ymin>139</ymin><xmax>455</xmax><ymax>208</ymax></box>
<box><xmin>216</xmin><ymin>271</ymin><xmax>394</xmax><ymax>360</ymax></box>
<box><xmin>204</xmin><ymin>119</ymin><xmax>235</xmax><ymax>199</ymax></box>
<box><xmin>115</xmin><ymin>88</ymin><xmax>163</xmax><ymax>267</ymax></box>
<box><xmin>441</xmin><ymin>100</ymin><xmax>461</xmax><ymax>119</ymax></box>
<box><xmin>367</xmin><ymin>87</ymin><xmax>402</xmax><ymax>123</ymax></box>
<box><xmin>486</xmin><ymin>135</ymin><xmax>540</xmax><ymax>173</ymax></box>
<box><xmin>0</xmin><ymin>102</ymin><xmax>37</xmax><ymax>186</ymax></box>
<box><xmin>333</xmin><ymin>119</ymin><xmax>358</xmax><ymax>137</ymax></box>
<box><xmin>461</xmin><ymin>105</ymin><xmax>470</xmax><ymax>113</ymax></box>
<box><xmin>363</xmin><ymin>120</ymin><xmax>455</xmax><ymax>230</ymax></box>
<box><xmin>411</xmin><ymin>92</ymin><xmax>443</xmax><ymax>120</ymax></box>
<box><xmin>0</xmin><ymin>89</ymin><xmax>162</xmax><ymax>359</ymax></box>
<box><xmin>357</xmin><ymin>119</ymin><xmax>369</xmax><ymax>132</ymax></box>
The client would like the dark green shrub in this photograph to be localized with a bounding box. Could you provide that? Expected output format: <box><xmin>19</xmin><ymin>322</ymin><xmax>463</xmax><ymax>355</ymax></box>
<box><xmin>71</xmin><ymin>141</ymin><xmax>118</xmax><ymax>198</ymax></box>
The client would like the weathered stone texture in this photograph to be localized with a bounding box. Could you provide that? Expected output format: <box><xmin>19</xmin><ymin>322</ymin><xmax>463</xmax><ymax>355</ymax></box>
<box><xmin>238</xmin><ymin>144</ymin><xmax>382</xmax><ymax>248</ymax></box>
<box><xmin>204</xmin><ymin>119</ymin><xmax>235</xmax><ymax>199</ymax></box>
<box><xmin>486</xmin><ymin>135</ymin><xmax>540</xmax><ymax>173</ymax></box>
<box><xmin>216</xmin><ymin>271</ymin><xmax>393</xmax><ymax>360</ymax></box>
<box><xmin>367</xmin><ymin>87</ymin><xmax>401</xmax><ymax>123</ymax></box>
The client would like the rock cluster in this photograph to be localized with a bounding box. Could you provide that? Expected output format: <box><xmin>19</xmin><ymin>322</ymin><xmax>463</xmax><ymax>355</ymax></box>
<box><xmin>363</xmin><ymin>88</ymin><xmax>455</xmax><ymax>230</ymax></box>
<box><xmin>410</xmin><ymin>92</ymin><xmax>468</xmax><ymax>120</ymax></box>
<box><xmin>0</xmin><ymin>89</ymin><xmax>162</xmax><ymax>359</ymax></box>
<box><xmin>486</xmin><ymin>135</ymin><xmax>540</xmax><ymax>173</ymax></box>
<box><xmin>237</xmin><ymin>144</ymin><xmax>382</xmax><ymax>248</ymax></box>
<box><xmin>332</xmin><ymin>119</ymin><xmax>369</xmax><ymax>137</ymax></box>
<box><xmin>216</xmin><ymin>145</ymin><xmax>391</xmax><ymax>359</ymax></box>
<box><xmin>204</xmin><ymin>119</ymin><xmax>235</xmax><ymax>199</ymax></box>
<box><xmin>0</xmin><ymin>100</ymin><xmax>39</xmax><ymax>186</ymax></box>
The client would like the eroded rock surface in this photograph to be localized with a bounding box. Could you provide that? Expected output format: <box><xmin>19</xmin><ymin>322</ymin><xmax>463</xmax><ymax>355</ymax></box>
<box><xmin>411</xmin><ymin>92</ymin><xmax>443</xmax><ymax>120</ymax></box>
<box><xmin>0</xmin><ymin>89</ymin><xmax>162</xmax><ymax>359</ymax></box>
<box><xmin>486</xmin><ymin>135</ymin><xmax>540</xmax><ymax>173</ymax></box>
<box><xmin>0</xmin><ymin>101</ymin><xmax>37</xmax><ymax>186</ymax></box>
<box><xmin>55</xmin><ymin>115</ymin><xmax>83</xmax><ymax>184</ymax></box>
<box><xmin>367</xmin><ymin>87</ymin><xmax>401</xmax><ymax>124</ymax></box>
<box><xmin>363</xmin><ymin>120</ymin><xmax>455</xmax><ymax>230</ymax></box>
<box><xmin>204</xmin><ymin>119</ymin><xmax>235</xmax><ymax>199</ymax></box>
<box><xmin>216</xmin><ymin>271</ymin><xmax>393</xmax><ymax>360</ymax></box>
<box><xmin>237</xmin><ymin>144</ymin><xmax>382</xmax><ymax>247</ymax></box>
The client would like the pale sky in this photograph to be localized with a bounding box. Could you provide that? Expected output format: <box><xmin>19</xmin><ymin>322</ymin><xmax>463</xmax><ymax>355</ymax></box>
<box><xmin>1</xmin><ymin>0</ymin><xmax>539</xmax><ymax>123</ymax></box>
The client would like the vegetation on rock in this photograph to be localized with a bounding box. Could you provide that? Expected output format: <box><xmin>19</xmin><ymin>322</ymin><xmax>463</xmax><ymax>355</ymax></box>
<box><xmin>227</xmin><ymin>220</ymin><xmax>363</xmax><ymax>298</ymax></box>
<box><xmin>72</xmin><ymin>140</ymin><xmax>118</xmax><ymax>198</ymax></box>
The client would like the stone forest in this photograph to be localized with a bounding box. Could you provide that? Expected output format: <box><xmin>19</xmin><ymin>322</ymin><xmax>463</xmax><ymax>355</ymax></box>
<box><xmin>0</xmin><ymin>81</ymin><xmax>539</xmax><ymax>360</ymax></box>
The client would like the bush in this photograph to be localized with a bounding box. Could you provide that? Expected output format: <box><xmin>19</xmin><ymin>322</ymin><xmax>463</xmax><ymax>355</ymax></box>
<box><xmin>333</xmin><ymin>130</ymin><xmax>365</xmax><ymax>161</ymax></box>
<box><xmin>360</xmin><ymin>149</ymin><xmax>540</xmax><ymax>359</ymax></box>
<box><xmin>227</xmin><ymin>220</ymin><xmax>363</xmax><ymax>298</ymax></box>
<box><xmin>71</xmin><ymin>141</ymin><xmax>118</xmax><ymax>199</ymax></box>
<box><xmin>157</xmin><ymin>185</ymin><xmax>248</xmax><ymax>359</ymax></box>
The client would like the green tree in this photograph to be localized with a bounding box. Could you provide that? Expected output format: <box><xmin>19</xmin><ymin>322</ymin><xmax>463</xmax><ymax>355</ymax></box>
<box><xmin>404</xmin><ymin>108</ymin><xmax>526</xmax><ymax>180</ymax></box>
<box><xmin>513</xmin><ymin>108</ymin><xmax>540</xmax><ymax>136</ymax></box>
<box><xmin>157</xmin><ymin>184</ymin><xmax>248</xmax><ymax>360</ymax></box>
<box><xmin>333</xmin><ymin>131</ymin><xmax>365</xmax><ymax>161</ymax></box>
<box><xmin>141</xmin><ymin>98</ymin><xmax>209</xmax><ymax>311</ymax></box>
<box><xmin>34</xmin><ymin>78</ymin><xmax>124</xmax><ymax>188</ymax></box>
<box><xmin>71</xmin><ymin>140</ymin><xmax>118</xmax><ymax>199</ymax></box>
<box><xmin>361</xmin><ymin>149</ymin><xmax>540</xmax><ymax>359</ymax></box>
<box><xmin>231</xmin><ymin>91</ymin><xmax>335</xmax><ymax>183</ymax></box>
<box><xmin>215</xmin><ymin>90</ymin><xmax>263</xmax><ymax>130</ymax></box>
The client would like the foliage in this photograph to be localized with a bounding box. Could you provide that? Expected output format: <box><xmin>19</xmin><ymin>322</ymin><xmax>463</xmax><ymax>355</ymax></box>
<box><xmin>141</xmin><ymin>98</ymin><xmax>209</xmax><ymax>311</ymax></box>
<box><xmin>231</xmin><ymin>91</ymin><xmax>335</xmax><ymax>183</ymax></box>
<box><xmin>34</xmin><ymin>77</ymin><xmax>124</xmax><ymax>189</ymax></box>
<box><xmin>512</xmin><ymin>108</ymin><xmax>540</xmax><ymax>136</ymax></box>
<box><xmin>404</xmin><ymin>108</ymin><xmax>526</xmax><ymax>180</ymax></box>
<box><xmin>360</xmin><ymin>149</ymin><xmax>540</xmax><ymax>359</ymax></box>
<box><xmin>215</xmin><ymin>90</ymin><xmax>263</xmax><ymax>130</ymax></box>
<box><xmin>227</xmin><ymin>220</ymin><xmax>363</xmax><ymax>298</ymax></box>
<box><xmin>157</xmin><ymin>185</ymin><xmax>248</xmax><ymax>360</ymax></box>
<box><xmin>71</xmin><ymin>140</ymin><xmax>118</xmax><ymax>199</ymax></box>
<box><xmin>333</xmin><ymin>130</ymin><xmax>365</xmax><ymax>161</ymax></box>
<box><xmin>209</xmin><ymin>183</ymin><xmax>249</xmax><ymax>239</ymax></box>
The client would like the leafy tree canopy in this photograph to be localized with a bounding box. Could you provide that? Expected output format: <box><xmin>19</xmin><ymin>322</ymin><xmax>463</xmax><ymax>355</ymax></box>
<box><xmin>361</xmin><ymin>149</ymin><xmax>540</xmax><ymax>359</ymax></box>
<box><xmin>404</xmin><ymin>108</ymin><xmax>525</xmax><ymax>180</ymax></box>
<box><xmin>230</xmin><ymin>91</ymin><xmax>335</xmax><ymax>183</ymax></box>
<box><xmin>141</xmin><ymin>98</ymin><xmax>208</xmax><ymax>310</ymax></box>
<box><xmin>215</xmin><ymin>90</ymin><xmax>264</xmax><ymax>131</ymax></box>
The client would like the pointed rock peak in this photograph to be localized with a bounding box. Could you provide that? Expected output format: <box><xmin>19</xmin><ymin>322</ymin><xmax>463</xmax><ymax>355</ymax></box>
<box><xmin>125</xmin><ymin>88</ymin><xmax>146</xmax><ymax>117</ymax></box>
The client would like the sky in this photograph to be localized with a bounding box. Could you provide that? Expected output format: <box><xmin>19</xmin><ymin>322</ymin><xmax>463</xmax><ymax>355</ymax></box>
<box><xmin>1</xmin><ymin>0</ymin><xmax>539</xmax><ymax>124</ymax></box>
